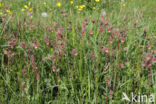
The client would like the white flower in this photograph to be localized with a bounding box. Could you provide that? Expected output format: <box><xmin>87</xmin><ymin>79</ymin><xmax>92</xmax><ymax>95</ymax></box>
<box><xmin>41</xmin><ymin>12</ymin><xmax>48</xmax><ymax>17</ymax></box>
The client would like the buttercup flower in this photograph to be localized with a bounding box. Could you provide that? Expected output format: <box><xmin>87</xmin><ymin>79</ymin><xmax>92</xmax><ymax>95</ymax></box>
<box><xmin>95</xmin><ymin>0</ymin><xmax>100</xmax><ymax>2</ymax></box>
<box><xmin>57</xmin><ymin>2</ymin><xmax>61</xmax><ymax>7</ymax></box>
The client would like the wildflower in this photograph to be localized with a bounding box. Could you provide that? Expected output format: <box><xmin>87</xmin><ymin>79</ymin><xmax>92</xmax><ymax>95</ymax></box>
<box><xmin>32</xmin><ymin>43</ymin><xmax>37</xmax><ymax>49</ymax></box>
<box><xmin>21</xmin><ymin>82</ymin><xmax>26</xmax><ymax>87</ymax></box>
<box><xmin>146</xmin><ymin>54</ymin><xmax>151</xmax><ymax>61</ymax></box>
<box><xmin>76</xmin><ymin>6</ymin><xmax>79</xmax><ymax>8</ymax></box>
<box><xmin>0</xmin><ymin>3</ymin><xmax>2</xmax><ymax>7</ymax></box>
<box><xmin>6</xmin><ymin>9</ymin><xmax>12</xmax><ymax>14</ymax></box>
<box><xmin>29</xmin><ymin>8</ymin><xmax>32</xmax><ymax>12</ymax></box>
<box><xmin>21</xmin><ymin>8</ymin><xmax>25</xmax><ymax>11</ymax></box>
<box><xmin>57</xmin><ymin>2</ymin><xmax>61</xmax><ymax>7</ymax></box>
<box><xmin>52</xmin><ymin>66</ymin><xmax>56</xmax><ymax>71</ymax></box>
<box><xmin>121</xmin><ymin>37</ymin><xmax>125</xmax><ymax>43</ymax></box>
<box><xmin>22</xmin><ymin>69</ymin><xmax>27</xmax><ymax>74</ymax></box>
<box><xmin>102</xmin><ymin>46</ymin><xmax>109</xmax><ymax>53</ymax></box>
<box><xmin>148</xmin><ymin>44</ymin><xmax>151</xmax><ymax>50</ymax></box>
<box><xmin>93</xmin><ymin>7</ymin><xmax>96</xmax><ymax>10</ymax></box>
<box><xmin>80</xmin><ymin>5</ymin><xmax>85</xmax><ymax>9</ymax></box>
<box><xmin>20</xmin><ymin>42</ymin><xmax>26</xmax><ymax>49</ymax></box>
<box><xmin>95</xmin><ymin>0</ymin><xmax>100</xmax><ymax>2</ymax></box>
<box><xmin>28</xmin><ymin>2</ymin><xmax>31</xmax><ymax>6</ymax></box>
<box><xmin>24</xmin><ymin>5</ymin><xmax>28</xmax><ymax>9</ymax></box>
<box><xmin>122</xmin><ymin>4</ymin><xmax>126</xmax><ymax>7</ymax></box>
<box><xmin>70</xmin><ymin>0</ymin><xmax>73</xmax><ymax>4</ymax></box>
<box><xmin>51</xmin><ymin>56</ymin><xmax>56</xmax><ymax>62</ymax></box>
<box><xmin>71</xmin><ymin>49</ymin><xmax>78</xmax><ymax>56</ymax></box>
<box><xmin>41</xmin><ymin>12</ymin><xmax>48</xmax><ymax>17</ymax></box>
<box><xmin>89</xmin><ymin>30</ymin><xmax>93</xmax><ymax>35</ymax></box>
<box><xmin>43</xmin><ymin>2</ymin><xmax>46</xmax><ymax>6</ymax></box>
<box><xmin>3</xmin><ymin>49</ymin><xmax>7</xmax><ymax>54</ymax></box>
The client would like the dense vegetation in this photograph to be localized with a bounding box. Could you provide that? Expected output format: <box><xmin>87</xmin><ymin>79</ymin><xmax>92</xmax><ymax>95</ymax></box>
<box><xmin>0</xmin><ymin>0</ymin><xmax>156</xmax><ymax>103</ymax></box>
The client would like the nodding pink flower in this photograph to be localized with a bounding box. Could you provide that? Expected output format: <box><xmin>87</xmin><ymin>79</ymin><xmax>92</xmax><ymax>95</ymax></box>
<box><xmin>112</xmin><ymin>29</ymin><xmax>118</xmax><ymax>35</ymax></box>
<box><xmin>146</xmin><ymin>54</ymin><xmax>151</xmax><ymax>61</ymax></box>
<box><xmin>58</xmin><ymin>33</ymin><xmax>63</xmax><ymax>39</ymax></box>
<box><xmin>85</xmin><ymin>21</ymin><xmax>88</xmax><ymax>26</ymax></box>
<box><xmin>134</xmin><ymin>22</ymin><xmax>138</xmax><ymax>27</ymax></box>
<box><xmin>51</xmin><ymin>56</ymin><xmax>56</xmax><ymax>62</ymax></box>
<box><xmin>57</xmin><ymin>50</ymin><xmax>63</xmax><ymax>56</ymax></box>
<box><xmin>152</xmin><ymin>50</ymin><xmax>156</xmax><ymax>54</ymax></box>
<box><xmin>21</xmin><ymin>82</ymin><xmax>26</xmax><ymax>87</ymax></box>
<box><xmin>89</xmin><ymin>30</ymin><xmax>93</xmax><ymax>35</ymax></box>
<box><xmin>12</xmin><ymin>14</ymin><xmax>15</xmax><ymax>17</ymax></box>
<box><xmin>148</xmin><ymin>44</ymin><xmax>151</xmax><ymax>50</ymax></box>
<box><xmin>3</xmin><ymin>49</ymin><xmax>8</xmax><ymax>54</ymax></box>
<box><xmin>66</xmin><ymin>39</ymin><xmax>69</xmax><ymax>43</ymax></box>
<box><xmin>108</xmin><ymin>38</ymin><xmax>113</xmax><ymax>44</ymax></box>
<box><xmin>152</xmin><ymin>58</ymin><xmax>156</xmax><ymax>63</ymax></box>
<box><xmin>107</xmin><ymin>28</ymin><xmax>111</xmax><ymax>33</ymax></box>
<box><xmin>121</xmin><ymin>37</ymin><xmax>125</xmax><ymax>43</ymax></box>
<box><xmin>100</xmin><ymin>16</ymin><xmax>103</xmax><ymax>21</ymax></box>
<box><xmin>5</xmin><ymin>6</ymin><xmax>8</xmax><ymax>10</ymax></box>
<box><xmin>7</xmin><ymin>51</ymin><xmax>13</xmax><ymax>58</ymax></box>
<box><xmin>90</xmin><ymin>52</ymin><xmax>95</xmax><ymax>59</ymax></box>
<box><xmin>32</xmin><ymin>43</ymin><xmax>37</xmax><ymax>49</ymax></box>
<box><xmin>102</xmin><ymin>47</ymin><xmax>109</xmax><ymax>53</ymax></box>
<box><xmin>20</xmin><ymin>42</ymin><xmax>26</xmax><ymax>49</ymax></box>
<box><xmin>126</xmin><ymin>60</ymin><xmax>129</xmax><ymax>64</ymax></box>
<box><xmin>72</xmin><ymin>49</ymin><xmax>78</xmax><ymax>56</ymax></box>
<box><xmin>22</xmin><ymin>69</ymin><xmax>27</xmax><ymax>74</ymax></box>
<box><xmin>52</xmin><ymin>66</ymin><xmax>56</xmax><ymax>72</ymax></box>
<box><xmin>120</xmin><ymin>63</ymin><xmax>124</xmax><ymax>68</ymax></box>
<box><xmin>34</xmin><ymin>67</ymin><xmax>38</xmax><ymax>72</ymax></box>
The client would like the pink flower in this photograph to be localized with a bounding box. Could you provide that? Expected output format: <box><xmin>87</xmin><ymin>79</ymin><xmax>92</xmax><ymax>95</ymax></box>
<box><xmin>52</xmin><ymin>56</ymin><xmax>56</xmax><ymax>62</ymax></box>
<box><xmin>89</xmin><ymin>30</ymin><xmax>93</xmax><ymax>35</ymax></box>
<box><xmin>102</xmin><ymin>47</ymin><xmax>109</xmax><ymax>53</ymax></box>
<box><xmin>72</xmin><ymin>49</ymin><xmax>78</xmax><ymax>56</ymax></box>
<box><xmin>148</xmin><ymin>45</ymin><xmax>151</xmax><ymax>50</ymax></box>
<box><xmin>121</xmin><ymin>37</ymin><xmax>125</xmax><ymax>43</ymax></box>
<box><xmin>3</xmin><ymin>49</ymin><xmax>8</xmax><ymax>54</ymax></box>
<box><xmin>32</xmin><ymin>43</ymin><xmax>37</xmax><ymax>49</ymax></box>
<box><xmin>22</xmin><ymin>69</ymin><xmax>27</xmax><ymax>74</ymax></box>
<box><xmin>146</xmin><ymin>54</ymin><xmax>151</xmax><ymax>61</ymax></box>
<box><xmin>52</xmin><ymin>66</ymin><xmax>56</xmax><ymax>71</ymax></box>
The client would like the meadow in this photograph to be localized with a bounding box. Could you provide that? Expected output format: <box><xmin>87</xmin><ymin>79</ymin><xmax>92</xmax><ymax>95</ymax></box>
<box><xmin>0</xmin><ymin>0</ymin><xmax>156</xmax><ymax>103</ymax></box>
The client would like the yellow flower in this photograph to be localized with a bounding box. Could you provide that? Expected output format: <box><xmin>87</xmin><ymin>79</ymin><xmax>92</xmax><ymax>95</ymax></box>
<box><xmin>43</xmin><ymin>2</ymin><xmax>46</xmax><ymax>6</ymax></box>
<box><xmin>29</xmin><ymin>8</ymin><xmax>32</xmax><ymax>11</ymax></box>
<box><xmin>24</xmin><ymin>5</ymin><xmax>28</xmax><ymax>9</ymax></box>
<box><xmin>95</xmin><ymin>0</ymin><xmax>100</xmax><ymax>2</ymax></box>
<box><xmin>57</xmin><ymin>2</ymin><xmax>61</xmax><ymax>7</ymax></box>
<box><xmin>76</xmin><ymin>6</ymin><xmax>78</xmax><ymax>8</ymax></box>
<box><xmin>6</xmin><ymin>10</ymin><xmax>11</xmax><ymax>13</ymax></box>
<box><xmin>70</xmin><ymin>1</ymin><xmax>73</xmax><ymax>4</ymax></box>
<box><xmin>0</xmin><ymin>3</ymin><xmax>2</xmax><ymax>7</ymax></box>
<box><xmin>21</xmin><ymin>8</ymin><xmax>25</xmax><ymax>11</ymax></box>
<box><xmin>122</xmin><ymin>4</ymin><xmax>126</xmax><ymax>7</ymax></box>
<box><xmin>80</xmin><ymin>5</ymin><xmax>85</xmax><ymax>9</ymax></box>
<box><xmin>78</xmin><ymin>8</ymin><xmax>82</xmax><ymax>11</ymax></box>
<box><xmin>28</xmin><ymin>2</ymin><xmax>31</xmax><ymax>6</ymax></box>
<box><xmin>93</xmin><ymin>7</ymin><xmax>96</xmax><ymax>10</ymax></box>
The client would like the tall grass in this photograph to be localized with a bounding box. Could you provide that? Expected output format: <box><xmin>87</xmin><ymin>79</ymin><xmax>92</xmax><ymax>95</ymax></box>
<box><xmin>0</xmin><ymin>0</ymin><xmax>156</xmax><ymax>103</ymax></box>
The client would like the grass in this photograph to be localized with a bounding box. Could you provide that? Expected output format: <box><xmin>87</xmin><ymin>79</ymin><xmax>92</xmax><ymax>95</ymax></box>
<box><xmin>0</xmin><ymin>0</ymin><xmax>156</xmax><ymax>103</ymax></box>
